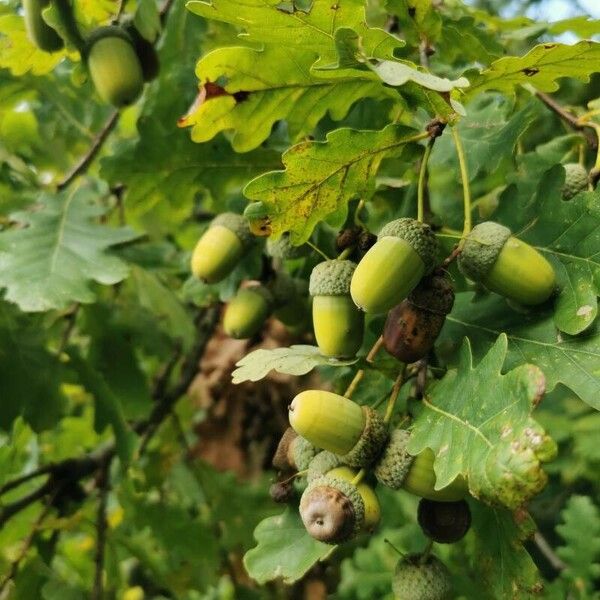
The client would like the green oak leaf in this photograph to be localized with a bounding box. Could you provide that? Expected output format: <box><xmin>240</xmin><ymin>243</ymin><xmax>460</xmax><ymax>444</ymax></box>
<box><xmin>232</xmin><ymin>345</ymin><xmax>358</xmax><ymax>384</ymax></box>
<box><xmin>180</xmin><ymin>45</ymin><xmax>394</xmax><ymax>152</ymax></box>
<box><xmin>464</xmin><ymin>40</ymin><xmax>600</xmax><ymax>100</ymax></box>
<box><xmin>186</xmin><ymin>0</ymin><xmax>401</xmax><ymax>68</ymax></box>
<box><xmin>437</xmin><ymin>292</ymin><xmax>600</xmax><ymax>411</ymax></box>
<box><xmin>555</xmin><ymin>496</ymin><xmax>600</xmax><ymax>595</ymax></box>
<box><xmin>408</xmin><ymin>335</ymin><xmax>556</xmax><ymax>509</ymax></box>
<box><xmin>243</xmin><ymin>508</ymin><xmax>334</xmax><ymax>585</ymax></box>
<box><xmin>470</xmin><ymin>502</ymin><xmax>542</xmax><ymax>599</ymax></box>
<box><xmin>243</xmin><ymin>124</ymin><xmax>423</xmax><ymax>244</ymax></box>
<box><xmin>0</xmin><ymin>185</ymin><xmax>139</xmax><ymax>313</ymax></box>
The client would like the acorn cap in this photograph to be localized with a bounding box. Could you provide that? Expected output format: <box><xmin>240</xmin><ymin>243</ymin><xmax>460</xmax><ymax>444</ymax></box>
<box><xmin>342</xmin><ymin>407</ymin><xmax>388</xmax><ymax>468</ymax></box>
<box><xmin>562</xmin><ymin>163</ymin><xmax>588</xmax><ymax>200</ymax></box>
<box><xmin>291</xmin><ymin>436</ymin><xmax>319</xmax><ymax>471</ymax></box>
<box><xmin>458</xmin><ymin>222</ymin><xmax>511</xmax><ymax>282</ymax></box>
<box><xmin>210</xmin><ymin>212</ymin><xmax>254</xmax><ymax>247</ymax></box>
<box><xmin>417</xmin><ymin>499</ymin><xmax>472</xmax><ymax>544</ymax></box>
<box><xmin>374</xmin><ymin>428</ymin><xmax>414</xmax><ymax>489</ymax></box>
<box><xmin>307</xmin><ymin>451</ymin><xmax>344</xmax><ymax>483</ymax></box>
<box><xmin>309</xmin><ymin>260</ymin><xmax>357</xmax><ymax>297</ymax></box>
<box><xmin>268</xmin><ymin>272</ymin><xmax>298</xmax><ymax>307</ymax></box>
<box><xmin>299</xmin><ymin>475</ymin><xmax>365</xmax><ymax>544</ymax></box>
<box><xmin>267</xmin><ymin>232</ymin><xmax>308</xmax><ymax>259</ymax></box>
<box><xmin>85</xmin><ymin>25</ymin><xmax>133</xmax><ymax>56</ymax></box>
<box><xmin>408</xmin><ymin>273</ymin><xmax>455</xmax><ymax>316</ymax></box>
<box><xmin>392</xmin><ymin>554</ymin><xmax>452</xmax><ymax>600</ymax></box>
<box><xmin>272</xmin><ymin>427</ymin><xmax>298</xmax><ymax>471</ymax></box>
<box><xmin>378</xmin><ymin>218</ymin><xmax>438</xmax><ymax>274</ymax></box>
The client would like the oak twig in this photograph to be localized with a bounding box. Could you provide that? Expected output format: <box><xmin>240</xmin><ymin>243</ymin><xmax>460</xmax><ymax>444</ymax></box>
<box><xmin>91</xmin><ymin>462</ymin><xmax>111</xmax><ymax>600</ymax></box>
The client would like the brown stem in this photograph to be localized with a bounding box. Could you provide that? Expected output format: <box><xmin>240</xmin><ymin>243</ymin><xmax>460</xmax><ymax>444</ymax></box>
<box><xmin>56</xmin><ymin>112</ymin><xmax>120</xmax><ymax>191</ymax></box>
<box><xmin>92</xmin><ymin>462</ymin><xmax>111</xmax><ymax>600</ymax></box>
<box><xmin>534</xmin><ymin>531</ymin><xmax>566</xmax><ymax>572</ymax></box>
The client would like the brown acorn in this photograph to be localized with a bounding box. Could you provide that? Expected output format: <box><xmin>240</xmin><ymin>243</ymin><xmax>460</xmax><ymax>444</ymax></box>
<box><xmin>383</xmin><ymin>272</ymin><xmax>454</xmax><ymax>363</ymax></box>
<box><xmin>417</xmin><ymin>499</ymin><xmax>472</xmax><ymax>544</ymax></box>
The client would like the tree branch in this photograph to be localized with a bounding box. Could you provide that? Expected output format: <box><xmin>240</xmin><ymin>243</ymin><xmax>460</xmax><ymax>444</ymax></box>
<box><xmin>533</xmin><ymin>531</ymin><xmax>566</xmax><ymax>572</ymax></box>
<box><xmin>91</xmin><ymin>461</ymin><xmax>111</xmax><ymax>600</ymax></box>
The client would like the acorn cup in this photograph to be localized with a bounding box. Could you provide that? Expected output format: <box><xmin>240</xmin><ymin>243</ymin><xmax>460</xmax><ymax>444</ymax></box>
<box><xmin>222</xmin><ymin>284</ymin><xmax>273</xmax><ymax>339</ymax></box>
<box><xmin>383</xmin><ymin>273</ymin><xmax>455</xmax><ymax>363</ymax></box>
<box><xmin>351</xmin><ymin>218</ymin><xmax>439</xmax><ymax>314</ymax></box>
<box><xmin>85</xmin><ymin>27</ymin><xmax>144</xmax><ymax>107</ymax></box>
<box><xmin>458</xmin><ymin>222</ymin><xmax>556</xmax><ymax>306</ymax></box>
<box><xmin>309</xmin><ymin>260</ymin><xmax>364</xmax><ymax>358</ymax></box>
<box><xmin>417</xmin><ymin>498</ymin><xmax>471</xmax><ymax>544</ymax></box>
<box><xmin>562</xmin><ymin>163</ymin><xmax>589</xmax><ymax>200</ymax></box>
<box><xmin>392</xmin><ymin>554</ymin><xmax>452</xmax><ymax>600</ymax></box>
<box><xmin>24</xmin><ymin>0</ymin><xmax>64</xmax><ymax>52</ymax></box>
<box><xmin>299</xmin><ymin>474</ymin><xmax>365</xmax><ymax>544</ymax></box>
<box><xmin>288</xmin><ymin>390</ymin><xmax>388</xmax><ymax>468</ymax></box>
<box><xmin>267</xmin><ymin>232</ymin><xmax>309</xmax><ymax>260</ymax></box>
<box><xmin>374</xmin><ymin>429</ymin><xmax>467</xmax><ymax>502</ymax></box>
<box><xmin>191</xmin><ymin>213</ymin><xmax>254</xmax><ymax>284</ymax></box>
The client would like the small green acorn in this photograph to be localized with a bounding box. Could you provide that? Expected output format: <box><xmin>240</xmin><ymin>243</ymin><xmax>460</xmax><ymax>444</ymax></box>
<box><xmin>299</xmin><ymin>474</ymin><xmax>365</xmax><ymax>543</ymax></box>
<box><xmin>86</xmin><ymin>27</ymin><xmax>144</xmax><ymax>107</ymax></box>
<box><xmin>223</xmin><ymin>284</ymin><xmax>273</xmax><ymax>339</ymax></box>
<box><xmin>392</xmin><ymin>554</ymin><xmax>452</xmax><ymax>600</ymax></box>
<box><xmin>351</xmin><ymin>218</ymin><xmax>439</xmax><ymax>314</ymax></box>
<box><xmin>458</xmin><ymin>222</ymin><xmax>556</xmax><ymax>305</ymax></box>
<box><xmin>309</xmin><ymin>260</ymin><xmax>364</xmax><ymax>358</ymax></box>
<box><xmin>417</xmin><ymin>499</ymin><xmax>471</xmax><ymax>544</ymax></box>
<box><xmin>374</xmin><ymin>430</ymin><xmax>466</xmax><ymax>502</ymax></box>
<box><xmin>288</xmin><ymin>390</ymin><xmax>387</xmax><ymax>467</ymax></box>
<box><xmin>327</xmin><ymin>466</ymin><xmax>381</xmax><ymax>532</ymax></box>
<box><xmin>383</xmin><ymin>273</ymin><xmax>455</xmax><ymax>363</ymax></box>
<box><xmin>191</xmin><ymin>213</ymin><xmax>253</xmax><ymax>284</ymax></box>
<box><xmin>562</xmin><ymin>163</ymin><xmax>588</xmax><ymax>200</ymax></box>
<box><xmin>23</xmin><ymin>0</ymin><xmax>63</xmax><ymax>52</ymax></box>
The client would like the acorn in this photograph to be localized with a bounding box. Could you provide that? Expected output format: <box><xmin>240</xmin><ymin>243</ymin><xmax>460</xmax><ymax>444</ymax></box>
<box><xmin>23</xmin><ymin>0</ymin><xmax>63</xmax><ymax>52</ymax></box>
<box><xmin>309</xmin><ymin>260</ymin><xmax>364</xmax><ymax>358</ymax></box>
<box><xmin>374</xmin><ymin>430</ymin><xmax>466</xmax><ymax>502</ymax></box>
<box><xmin>458</xmin><ymin>222</ymin><xmax>556</xmax><ymax>306</ymax></box>
<box><xmin>299</xmin><ymin>474</ymin><xmax>365</xmax><ymax>544</ymax></box>
<box><xmin>327</xmin><ymin>467</ymin><xmax>381</xmax><ymax>532</ymax></box>
<box><xmin>269</xmin><ymin>480</ymin><xmax>295</xmax><ymax>503</ymax></box>
<box><xmin>351</xmin><ymin>218</ymin><xmax>439</xmax><ymax>314</ymax></box>
<box><xmin>417</xmin><ymin>499</ymin><xmax>471</xmax><ymax>544</ymax></box>
<box><xmin>267</xmin><ymin>232</ymin><xmax>309</xmax><ymax>260</ymax></box>
<box><xmin>392</xmin><ymin>554</ymin><xmax>452</xmax><ymax>600</ymax></box>
<box><xmin>383</xmin><ymin>273</ymin><xmax>454</xmax><ymax>363</ymax></box>
<box><xmin>288</xmin><ymin>390</ymin><xmax>387</xmax><ymax>467</ymax></box>
<box><xmin>272</xmin><ymin>427</ymin><xmax>317</xmax><ymax>472</ymax></box>
<box><xmin>222</xmin><ymin>284</ymin><xmax>273</xmax><ymax>339</ymax></box>
<box><xmin>85</xmin><ymin>27</ymin><xmax>144</xmax><ymax>107</ymax></box>
<box><xmin>307</xmin><ymin>451</ymin><xmax>344</xmax><ymax>483</ymax></box>
<box><xmin>123</xmin><ymin>23</ymin><xmax>160</xmax><ymax>82</ymax></box>
<box><xmin>191</xmin><ymin>213</ymin><xmax>253</xmax><ymax>284</ymax></box>
<box><xmin>562</xmin><ymin>163</ymin><xmax>588</xmax><ymax>200</ymax></box>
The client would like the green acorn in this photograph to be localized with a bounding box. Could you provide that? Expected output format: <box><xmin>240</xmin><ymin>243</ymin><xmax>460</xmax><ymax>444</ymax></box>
<box><xmin>288</xmin><ymin>390</ymin><xmax>388</xmax><ymax>467</ymax></box>
<box><xmin>309</xmin><ymin>260</ymin><xmax>364</xmax><ymax>358</ymax></box>
<box><xmin>85</xmin><ymin>27</ymin><xmax>144</xmax><ymax>107</ymax></box>
<box><xmin>267</xmin><ymin>232</ymin><xmax>309</xmax><ymax>260</ymax></box>
<box><xmin>299</xmin><ymin>474</ymin><xmax>365</xmax><ymax>543</ymax></box>
<box><xmin>374</xmin><ymin>430</ymin><xmax>466</xmax><ymax>502</ymax></box>
<box><xmin>351</xmin><ymin>218</ymin><xmax>439</xmax><ymax>314</ymax></box>
<box><xmin>191</xmin><ymin>213</ymin><xmax>253</xmax><ymax>284</ymax></box>
<box><xmin>458</xmin><ymin>222</ymin><xmax>556</xmax><ymax>305</ymax></box>
<box><xmin>562</xmin><ymin>163</ymin><xmax>588</xmax><ymax>200</ymax></box>
<box><xmin>307</xmin><ymin>451</ymin><xmax>344</xmax><ymax>483</ymax></box>
<box><xmin>23</xmin><ymin>0</ymin><xmax>63</xmax><ymax>52</ymax></box>
<box><xmin>417</xmin><ymin>499</ymin><xmax>471</xmax><ymax>544</ymax></box>
<box><xmin>327</xmin><ymin>466</ymin><xmax>381</xmax><ymax>532</ymax></box>
<box><xmin>392</xmin><ymin>554</ymin><xmax>452</xmax><ymax>600</ymax></box>
<box><xmin>223</xmin><ymin>284</ymin><xmax>273</xmax><ymax>339</ymax></box>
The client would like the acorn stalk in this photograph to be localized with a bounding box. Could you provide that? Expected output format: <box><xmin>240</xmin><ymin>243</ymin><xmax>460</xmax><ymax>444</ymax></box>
<box><xmin>223</xmin><ymin>284</ymin><xmax>273</xmax><ymax>339</ymax></box>
<box><xmin>86</xmin><ymin>27</ymin><xmax>144</xmax><ymax>107</ymax></box>
<box><xmin>458</xmin><ymin>222</ymin><xmax>556</xmax><ymax>305</ymax></box>
<box><xmin>309</xmin><ymin>260</ymin><xmax>364</xmax><ymax>358</ymax></box>
<box><xmin>191</xmin><ymin>213</ymin><xmax>253</xmax><ymax>284</ymax></box>
<box><xmin>351</xmin><ymin>218</ymin><xmax>439</xmax><ymax>314</ymax></box>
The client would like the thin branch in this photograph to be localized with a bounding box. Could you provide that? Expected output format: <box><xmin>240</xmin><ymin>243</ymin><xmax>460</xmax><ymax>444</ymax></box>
<box><xmin>56</xmin><ymin>112</ymin><xmax>120</xmax><ymax>191</ymax></box>
<box><xmin>0</xmin><ymin>464</ymin><xmax>54</xmax><ymax>497</ymax></box>
<box><xmin>534</xmin><ymin>531</ymin><xmax>566</xmax><ymax>572</ymax></box>
<box><xmin>91</xmin><ymin>462</ymin><xmax>111</xmax><ymax>600</ymax></box>
<box><xmin>535</xmin><ymin>91</ymin><xmax>597</xmax><ymax>149</ymax></box>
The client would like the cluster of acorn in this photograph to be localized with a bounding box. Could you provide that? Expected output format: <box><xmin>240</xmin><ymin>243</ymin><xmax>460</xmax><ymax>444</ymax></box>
<box><xmin>24</xmin><ymin>0</ymin><xmax>158</xmax><ymax>107</ymax></box>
